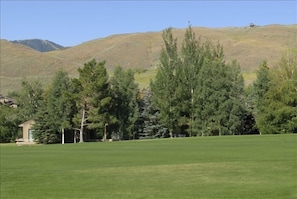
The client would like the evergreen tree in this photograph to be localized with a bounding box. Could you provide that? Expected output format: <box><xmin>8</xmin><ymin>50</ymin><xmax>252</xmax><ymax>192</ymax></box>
<box><xmin>33</xmin><ymin>95</ymin><xmax>53</xmax><ymax>143</ymax></box>
<box><xmin>138</xmin><ymin>88</ymin><xmax>168</xmax><ymax>139</ymax></box>
<box><xmin>151</xmin><ymin>28</ymin><xmax>181</xmax><ymax>138</ymax></box>
<box><xmin>110</xmin><ymin>66</ymin><xmax>139</xmax><ymax>140</ymax></box>
<box><xmin>33</xmin><ymin>70</ymin><xmax>74</xmax><ymax>144</ymax></box>
<box><xmin>73</xmin><ymin>59</ymin><xmax>113</xmax><ymax>142</ymax></box>
<box><xmin>87</xmin><ymin>62</ymin><xmax>115</xmax><ymax>141</ymax></box>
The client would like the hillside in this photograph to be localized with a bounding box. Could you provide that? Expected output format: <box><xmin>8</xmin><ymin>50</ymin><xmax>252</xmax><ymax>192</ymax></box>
<box><xmin>11</xmin><ymin>39</ymin><xmax>65</xmax><ymax>52</ymax></box>
<box><xmin>1</xmin><ymin>24</ymin><xmax>296</xmax><ymax>95</ymax></box>
<box><xmin>50</xmin><ymin>25</ymin><xmax>296</xmax><ymax>71</ymax></box>
<box><xmin>0</xmin><ymin>40</ymin><xmax>76</xmax><ymax>94</ymax></box>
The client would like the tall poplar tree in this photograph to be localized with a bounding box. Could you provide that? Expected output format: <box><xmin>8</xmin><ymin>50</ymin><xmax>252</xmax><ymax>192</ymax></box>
<box><xmin>176</xmin><ymin>26</ymin><xmax>212</xmax><ymax>136</ymax></box>
<box><xmin>151</xmin><ymin>28</ymin><xmax>181</xmax><ymax>138</ymax></box>
<box><xmin>252</xmin><ymin>60</ymin><xmax>271</xmax><ymax>134</ymax></box>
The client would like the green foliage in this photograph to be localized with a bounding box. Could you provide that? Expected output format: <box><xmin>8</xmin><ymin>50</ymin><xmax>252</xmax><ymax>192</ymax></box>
<box><xmin>176</xmin><ymin>26</ymin><xmax>202</xmax><ymax>136</ymax></box>
<box><xmin>13</xmin><ymin>79</ymin><xmax>44</xmax><ymax>122</ymax></box>
<box><xmin>194</xmin><ymin>57</ymin><xmax>245</xmax><ymax>136</ymax></box>
<box><xmin>138</xmin><ymin>88</ymin><xmax>168</xmax><ymax>139</ymax></box>
<box><xmin>87</xmin><ymin>65</ymin><xmax>115</xmax><ymax>140</ymax></box>
<box><xmin>33</xmin><ymin>70</ymin><xmax>74</xmax><ymax>144</ymax></box>
<box><xmin>252</xmin><ymin>61</ymin><xmax>271</xmax><ymax>110</ymax></box>
<box><xmin>110</xmin><ymin>66</ymin><xmax>139</xmax><ymax>139</ymax></box>
<box><xmin>0</xmin><ymin>105</ymin><xmax>20</xmax><ymax>143</ymax></box>
<box><xmin>152</xmin><ymin>26</ymin><xmax>247</xmax><ymax>136</ymax></box>
<box><xmin>73</xmin><ymin>59</ymin><xmax>112</xmax><ymax>142</ymax></box>
<box><xmin>254</xmin><ymin>50</ymin><xmax>297</xmax><ymax>134</ymax></box>
<box><xmin>151</xmin><ymin>28</ymin><xmax>181</xmax><ymax>137</ymax></box>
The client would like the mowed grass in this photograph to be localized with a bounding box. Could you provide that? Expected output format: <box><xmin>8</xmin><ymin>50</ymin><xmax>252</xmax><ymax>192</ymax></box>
<box><xmin>1</xmin><ymin>135</ymin><xmax>296</xmax><ymax>199</ymax></box>
<box><xmin>134</xmin><ymin>69</ymin><xmax>257</xmax><ymax>89</ymax></box>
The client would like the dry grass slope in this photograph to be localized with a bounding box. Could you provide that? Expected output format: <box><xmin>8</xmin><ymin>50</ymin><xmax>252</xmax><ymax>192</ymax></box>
<box><xmin>1</xmin><ymin>25</ymin><xmax>296</xmax><ymax>94</ymax></box>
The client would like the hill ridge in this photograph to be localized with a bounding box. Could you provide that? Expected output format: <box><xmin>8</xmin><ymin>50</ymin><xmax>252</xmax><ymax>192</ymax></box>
<box><xmin>10</xmin><ymin>39</ymin><xmax>65</xmax><ymax>52</ymax></box>
<box><xmin>1</xmin><ymin>24</ymin><xmax>296</xmax><ymax>95</ymax></box>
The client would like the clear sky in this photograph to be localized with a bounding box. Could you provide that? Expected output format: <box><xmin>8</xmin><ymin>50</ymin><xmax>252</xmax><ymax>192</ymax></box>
<box><xmin>1</xmin><ymin>1</ymin><xmax>296</xmax><ymax>47</ymax></box>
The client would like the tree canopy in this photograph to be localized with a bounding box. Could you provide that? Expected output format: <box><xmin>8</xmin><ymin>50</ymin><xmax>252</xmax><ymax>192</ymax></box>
<box><xmin>151</xmin><ymin>26</ymin><xmax>247</xmax><ymax>136</ymax></box>
<box><xmin>253</xmin><ymin>50</ymin><xmax>297</xmax><ymax>134</ymax></box>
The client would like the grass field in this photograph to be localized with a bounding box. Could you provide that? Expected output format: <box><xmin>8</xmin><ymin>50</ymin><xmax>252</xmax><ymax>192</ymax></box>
<box><xmin>1</xmin><ymin>135</ymin><xmax>296</xmax><ymax>199</ymax></box>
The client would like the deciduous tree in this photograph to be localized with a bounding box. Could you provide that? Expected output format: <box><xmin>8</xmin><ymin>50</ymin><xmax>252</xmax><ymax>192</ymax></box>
<box><xmin>151</xmin><ymin>28</ymin><xmax>181</xmax><ymax>138</ymax></box>
<box><xmin>14</xmin><ymin>79</ymin><xmax>44</xmax><ymax>122</ymax></box>
<box><xmin>110</xmin><ymin>66</ymin><xmax>139</xmax><ymax>140</ymax></box>
<box><xmin>254</xmin><ymin>50</ymin><xmax>297</xmax><ymax>134</ymax></box>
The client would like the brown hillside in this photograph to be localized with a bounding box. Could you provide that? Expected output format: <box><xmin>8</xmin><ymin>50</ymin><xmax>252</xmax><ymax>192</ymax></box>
<box><xmin>0</xmin><ymin>40</ymin><xmax>76</xmax><ymax>94</ymax></box>
<box><xmin>1</xmin><ymin>25</ymin><xmax>296</xmax><ymax>95</ymax></box>
<box><xmin>52</xmin><ymin>24</ymin><xmax>296</xmax><ymax>71</ymax></box>
<box><xmin>49</xmin><ymin>32</ymin><xmax>163</xmax><ymax>70</ymax></box>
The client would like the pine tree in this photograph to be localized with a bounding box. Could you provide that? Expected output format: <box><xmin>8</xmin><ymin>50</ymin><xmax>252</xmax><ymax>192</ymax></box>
<box><xmin>33</xmin><ymin>96</ymin><xmax>52</xmax><ymax>144</ymax></box>
<box><xmin>73</xmin><ymin>59</ymin><xmax>113</xmax><ymax>142</ymax></box>
<box><xmin>87</xmin><ymin>63</ymin><xmax>115</xmax><ymax>141</ymax></box>
<box><xmin>33</xmin><ymin>70</ymin><xmax>74</xmax><ymax>144</ymax></box>
<box><xmin>138</xmin><ymin>88</ymin><xmax>168</xmax><ymax>139</ymax></box>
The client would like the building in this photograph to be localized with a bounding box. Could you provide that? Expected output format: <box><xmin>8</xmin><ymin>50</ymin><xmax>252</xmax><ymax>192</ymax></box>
<box><xmin>17</xmin><ymin>120</ymin><xmax>36</xmax><ymax>145</ymax></box>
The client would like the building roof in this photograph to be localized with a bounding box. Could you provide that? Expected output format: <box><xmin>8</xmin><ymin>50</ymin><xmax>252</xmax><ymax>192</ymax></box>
<box><xmin>19</xmin><ymin>120</ymin><xmax>35</xmax><ymax>127</ymax></box>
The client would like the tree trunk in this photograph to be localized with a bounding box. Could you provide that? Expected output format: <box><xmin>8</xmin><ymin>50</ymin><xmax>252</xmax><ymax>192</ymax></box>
<box><xmin>103</xmin><ymin>123</ymin><xmax>108</xmax><ymax>142</ymax></box>
<box><xmin>62</xmin><ymin>128</ymin><xmax>65</xmax><ymax>144</ymax></box>
<box><xmin>79</xmin><ymin>108</ymin><xmax>85</xmax><ymax>143</ymax></box>
<box><xmin>190</xmin><ymin>88</ymin><xmax>194</xmax><ymax>137</ymax></box>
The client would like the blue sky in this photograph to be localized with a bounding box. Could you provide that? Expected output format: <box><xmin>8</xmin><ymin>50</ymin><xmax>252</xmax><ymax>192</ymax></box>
<box><xmin>1</xmin><ymin>1</ymin><xmax>296</xmax><ymax>47</ymax></box>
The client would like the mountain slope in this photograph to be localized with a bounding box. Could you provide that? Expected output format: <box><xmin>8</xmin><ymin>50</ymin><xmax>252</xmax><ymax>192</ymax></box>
<box><xmin>51</xmin><ymin>25</ymin><xmax>297</xmax><ymax>71</ymax></box>
<box><xmin>1</xmin><ymin>25</ymin><xmax>296</xmax><ymax>95</ymax></box>
<box><xmin>0</xmin><ymin>40</ymin><xmax>76</xmax><ymax>94</ymax></box>
<box><xmin>11</xmin><ymin>39</ymin><xmax>65</xmax><ymax>52</ymax></box>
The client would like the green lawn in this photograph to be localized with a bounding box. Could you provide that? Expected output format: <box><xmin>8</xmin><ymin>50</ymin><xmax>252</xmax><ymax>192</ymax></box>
<box><xmin>1</xmin><ymin>135</ymin><xmax>296</xmax><ymax>199</ymax></box>
<box><xmin>133</xmin><ymin>69</ymin><xmax>257</xmax><ymax>90</ymax></box>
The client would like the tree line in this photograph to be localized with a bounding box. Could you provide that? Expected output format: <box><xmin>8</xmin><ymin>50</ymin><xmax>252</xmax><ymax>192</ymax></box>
<box><xmin>1</xmin><ymin>26</ymin><xmax>296</xmax><ymax>143</ymax></box>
